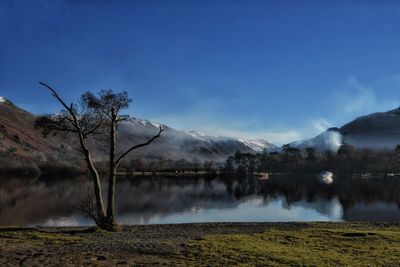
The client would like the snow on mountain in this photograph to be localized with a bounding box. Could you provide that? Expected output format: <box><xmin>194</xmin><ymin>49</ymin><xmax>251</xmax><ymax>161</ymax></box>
<box><xmin>188</xmin><ymin>130</ymin><xmax>207</xmax><ymax>141</ymax></box>
<box><xmin>292</xmin><ymin>107</ymin><xmax>400</xmax><ymax>152</ymax></box>
<box><xmin>136</xmin><ymin>118</ymin><xmax>161</xmax><ymax>128</ymax></box>
<box><xmin>238</xmin><ymin>139</ymin><xmax>276</xmax><ymax>152</ymax></box>
<box><xmin>0</xmin><ymin>99</ymin><xmax>277</xmax><ymax>162</ymax></box>
<box><xmin>118</xmin><ymin>117</ymin><xmax>276</xmax><ymax>159</ymax></box>
<box><xmin>188</xmin><ymin>133</ymin><xmax>275</xmax><ymax>152</ymax></box>
<box><xmin>289</xmin><ymin>128</ymin><xmax>343</xmax><ymax>152</ymax></box>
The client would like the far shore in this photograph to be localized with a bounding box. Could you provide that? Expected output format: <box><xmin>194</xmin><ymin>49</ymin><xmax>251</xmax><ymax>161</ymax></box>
<box><xmin>1</xmin><ymin>222</ymin><xmax>400</xmax><ymax>266</ymax></box>
<box><xmin>4</xmin><ymin>169</ymin><xmax>400</xmax><ymax>181</ymax></box>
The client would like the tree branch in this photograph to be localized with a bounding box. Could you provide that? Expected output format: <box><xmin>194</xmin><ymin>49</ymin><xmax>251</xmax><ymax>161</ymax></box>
<box><xmin>83</xmin><ymin>119</ymin><xmax>105</xmax><ymax>138</ymax></box>
<box><xmin>115</xmin><ymin>126</ymin><xmax>164</xmax><ymax>167</ymax></box>
<box><xmin>39</xmin><ymin>82</ymin><xmax>72</xmax><ymax>112</ymax></box>
<box><xmin>39</xmin><ymin>81</ymin><xmax>81</xmax><ymax>132</ymax></box>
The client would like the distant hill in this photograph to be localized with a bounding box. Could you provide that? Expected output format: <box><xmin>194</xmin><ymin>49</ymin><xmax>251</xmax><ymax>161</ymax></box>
<box><xmin>289</xmin><ymin>128</ymin><xmax>342</xmax><ymax>152</ymax></box>
<box><xmin>0</xmin><ymin>97</ymin><xmax>60</xmax><ymax>161</ymax></box>
<box><xmin>289</xmin><ymin>107</ymin><xmax>400</xmax><ymax>152</ymax></box>
<box><xmin>0</xmin><ymin>97</ymin><xmax>275</xmax><ymax>164</ymax></box>
<box><xmin>4</xmin><ymin>96</ymin><xmax>400</xmax><ymax>163</ymax></box>
<box><xmin>340</xmin><ymin>108</ymin><xmax>400</xmax><ymax>150</ymax></box>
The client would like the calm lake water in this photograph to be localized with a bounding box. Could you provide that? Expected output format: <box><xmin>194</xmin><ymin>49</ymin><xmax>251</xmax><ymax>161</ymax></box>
<box><xmin>1</xmin><ymin>174</ymin><xmax>400</xmax><ymax>226</ymax></box>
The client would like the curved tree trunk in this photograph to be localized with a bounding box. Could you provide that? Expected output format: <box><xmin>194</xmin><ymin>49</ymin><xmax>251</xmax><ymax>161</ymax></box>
<box><xmin>80</xmin><ymin>139</ymin><xmax>107</xmax><ymax>224</ymax></box>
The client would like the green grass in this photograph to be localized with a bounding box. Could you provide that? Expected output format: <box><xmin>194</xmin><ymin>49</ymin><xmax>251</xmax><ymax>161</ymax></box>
<box><xmin>0</xmin><ymin>229</ymin><xmax>83</xmax><ymax>242</ymax></box>
<box><xmin>0</xmin><ymin>223</ymin><xmax>399</xmax><ymax>266</ymax></box>
<box><xmin>186</xmin><ymin>224</ymin><xmax>400</xmax><ymax>266</ymax></box>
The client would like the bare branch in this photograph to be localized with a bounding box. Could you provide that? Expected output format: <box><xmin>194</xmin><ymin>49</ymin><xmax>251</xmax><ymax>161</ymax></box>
<box><xmin>115</xmin><ymin>126</ymin><xmax>164</xmax><ymax>167</ymax></box>
<box><xmin>83</xmin><ymin>120</ymin><xmax>105</xmax><ymax>138</ymax></box>
<box><xmin>39</xmin><ymin>81</ymin><xmax>82</xmax><ymax>133</ymax></box>
<box><xmin>65</xmin><ymin>116</ymin><xmax>75</xmax><ymax>124</ymax></box>
<box><xmin>39</xmin><ymin>82</ymin><xmax>72</xmax><ymax>113</ymax></box>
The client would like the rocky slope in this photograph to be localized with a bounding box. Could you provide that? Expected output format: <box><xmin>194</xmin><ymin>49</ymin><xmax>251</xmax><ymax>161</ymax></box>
<box><xmin>0</xmin><ymin>98</ymin><xmax>60</xmax><ymax>161</ymax></box>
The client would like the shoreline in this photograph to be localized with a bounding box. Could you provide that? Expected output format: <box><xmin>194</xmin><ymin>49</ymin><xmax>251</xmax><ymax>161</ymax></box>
<box><xmin>1</xmin><ymin>222</ymin><xmax>400</xmax><ymax>266</ymax></box>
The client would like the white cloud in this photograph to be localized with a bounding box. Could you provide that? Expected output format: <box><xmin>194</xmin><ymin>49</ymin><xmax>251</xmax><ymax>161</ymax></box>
<box><xmin>333</xmin><ymin>77</ymin><xmax>375</xmax><ymax>113</ymax></box>
<box><xmin>145</xmin><ymin>75</ymin><xmax>400</xmax><ymax>146</ymax></box>
<box><xmin>311</xmin><ymin>118</ymin><xmax>333</xmax><ymax>132</ymax></box>
<box><xmin>152</xmin><ymin>105</ymin><xmax>301</xmax><ymax>146</ymax></box>
<box><xmin>333</xmin><ymin>76</ymin><xmax>400</xmax><ymax>115</ymax></box>
<box><xmin>195</xmin><ymin>126</ymin><xmax>301</xmax><ymax>145</ymax></box>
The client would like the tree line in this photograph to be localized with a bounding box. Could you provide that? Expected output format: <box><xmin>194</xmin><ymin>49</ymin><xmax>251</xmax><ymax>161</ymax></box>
<box><xmin>221</xmin><ymin>144</ymin><xmax>400</xmax><ymax>177</ymax></box>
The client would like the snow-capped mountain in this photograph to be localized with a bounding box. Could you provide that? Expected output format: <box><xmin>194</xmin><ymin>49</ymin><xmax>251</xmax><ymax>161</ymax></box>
<box><xmin>0</xmin><ymin>97</ymin><xmax>275</xmax><ymax>163</ymax></box>
<box><xmin>186</xmin><ymin>131</ymin><xmax>275</xmax><ymax>151</ymax></box>
<box><xmin>238</xmin><ymin>139</ymin><xmax>275</xmax><ymax>152</ymax></box>
<box><xmin>4</xmin><ymin>93</ymin><xmax>400</xmax><ymax>162</ymax></box>
<box><xmin>117</xmin><ymin>117</ymin><xmax>275</xmax><ymax>161</ymax></box>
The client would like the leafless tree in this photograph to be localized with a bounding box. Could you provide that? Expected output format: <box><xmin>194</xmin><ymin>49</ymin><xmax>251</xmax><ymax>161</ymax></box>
<box><xmin>35</xmin><ymin>82</ymin><xmax>163</xmax><ymax>230</ymax></box>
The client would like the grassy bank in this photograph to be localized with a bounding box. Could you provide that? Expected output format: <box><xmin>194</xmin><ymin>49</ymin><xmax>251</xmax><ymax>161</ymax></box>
<box><xmin>0</xmin><ymin>222</ymin><xmax>399</xmax><ymax>266</ymax></box>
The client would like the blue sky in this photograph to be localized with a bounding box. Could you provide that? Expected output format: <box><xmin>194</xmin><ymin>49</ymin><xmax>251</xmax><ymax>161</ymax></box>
<box><xmin>1</xmin><ymin>1</ymin><xmax>400</xmax><ymax>144</ymax></box>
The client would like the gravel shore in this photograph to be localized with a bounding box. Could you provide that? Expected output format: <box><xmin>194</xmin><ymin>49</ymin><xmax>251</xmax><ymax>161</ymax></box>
<box><xmin>0</xmin><ymin>222</ymin><xmax>399</xmax><ymax>266</ymax></box>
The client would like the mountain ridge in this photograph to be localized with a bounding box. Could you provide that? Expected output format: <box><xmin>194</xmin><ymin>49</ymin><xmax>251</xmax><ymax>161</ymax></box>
<box><xmin>0</xmin><ymin>97</ymin><xmax>275</xmax><ymax>163</ymax></box>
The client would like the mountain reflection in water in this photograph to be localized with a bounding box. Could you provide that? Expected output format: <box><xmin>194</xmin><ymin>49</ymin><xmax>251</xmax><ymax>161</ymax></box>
<box><xmin>0</xmin><ymin>174</ymin><xmax>400</xmax><ymax>226</ymax></box>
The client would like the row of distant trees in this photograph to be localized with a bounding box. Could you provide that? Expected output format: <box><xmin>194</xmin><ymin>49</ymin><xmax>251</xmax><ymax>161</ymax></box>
<box><xmin>221</xmin><ymin>144</ymin><xmax>400</xmax><ymax>176</ymax></box>
<box><xmin>5</xmin><ymin>142</ymin><xmax>400</xmax><ymax>178</ymax></box>
<box><xmin>0</xmin><ymin>152</ymin><xmax>220</xmax><ymax>177</ymax></box>
<box><xmin>116</xmin><ymin>158</ymin><xmax>217</xmax><ymax>175</ymax></box>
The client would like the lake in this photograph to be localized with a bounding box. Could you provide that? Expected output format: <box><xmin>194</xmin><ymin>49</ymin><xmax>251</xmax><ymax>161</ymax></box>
<box><xmin>1</xmin><ymin>174</ymin><xmax>400</xmax><ymax>226</ymax></box>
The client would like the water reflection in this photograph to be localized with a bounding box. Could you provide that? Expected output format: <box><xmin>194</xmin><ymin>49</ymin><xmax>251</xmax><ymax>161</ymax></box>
<box><xmin>0</xmin><ymin>174</ymin><xmax>399</xmax><ymax>226</ymax></box>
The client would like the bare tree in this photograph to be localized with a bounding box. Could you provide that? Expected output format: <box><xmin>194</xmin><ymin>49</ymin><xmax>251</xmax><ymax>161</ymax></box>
<box><xmin>35</xmin><ymin>82</ymin><xmax>163</xmax><ymax>230</ymax></box>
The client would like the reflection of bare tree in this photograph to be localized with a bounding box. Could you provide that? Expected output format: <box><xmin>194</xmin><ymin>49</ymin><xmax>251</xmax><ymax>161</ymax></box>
<box><xmin>0</xmin><ymin>176</ymin><xmax>88</xmax><ymax>225</ymax></box>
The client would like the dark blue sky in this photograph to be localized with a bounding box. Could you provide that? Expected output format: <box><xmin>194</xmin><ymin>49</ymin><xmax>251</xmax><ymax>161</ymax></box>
<box><xmin>2</xmin><ymin>0</ymin><xmax>400</xmax><ymax>144</ymax></box>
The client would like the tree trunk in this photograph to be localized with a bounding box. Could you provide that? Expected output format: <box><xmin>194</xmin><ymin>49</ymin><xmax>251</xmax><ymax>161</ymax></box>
<box><xmin>106</xmin><ymin>111</ymin><xmax>117</xmax><ymax>228</ymax></box>
<box><xmin>81</xmin><ymin>143</ymin><xmax>106</xmax><ymax>222</ymax></box>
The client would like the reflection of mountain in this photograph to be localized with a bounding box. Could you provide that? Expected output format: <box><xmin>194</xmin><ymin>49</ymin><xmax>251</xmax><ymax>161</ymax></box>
<box><xmin>0</xmin><ymin>177</ymin><xmax>85</xmax><ymax>225</ymax></box>
<box><xmin>1</xmin><ymin>175</ymin><xmax>400</xmax><ymax>226</ymax></box>
<box><xmin>291</xmin><ymin>198</ymin><xmax>343</xmax><ymax>220</ymax></box>
<box><xmin>114</xmin><ymin>178</ymin><xmax>237</xmax><ymax>224</ymax></box>
<box><xmin>0</xmin><ymin>97</ymin><xmax>274</xmax><ymax>163</ymax></box>
<box><xmin>343</xmin><ymin>203</ymin><xmax>400</xmax><ymax>222</ymax></box>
